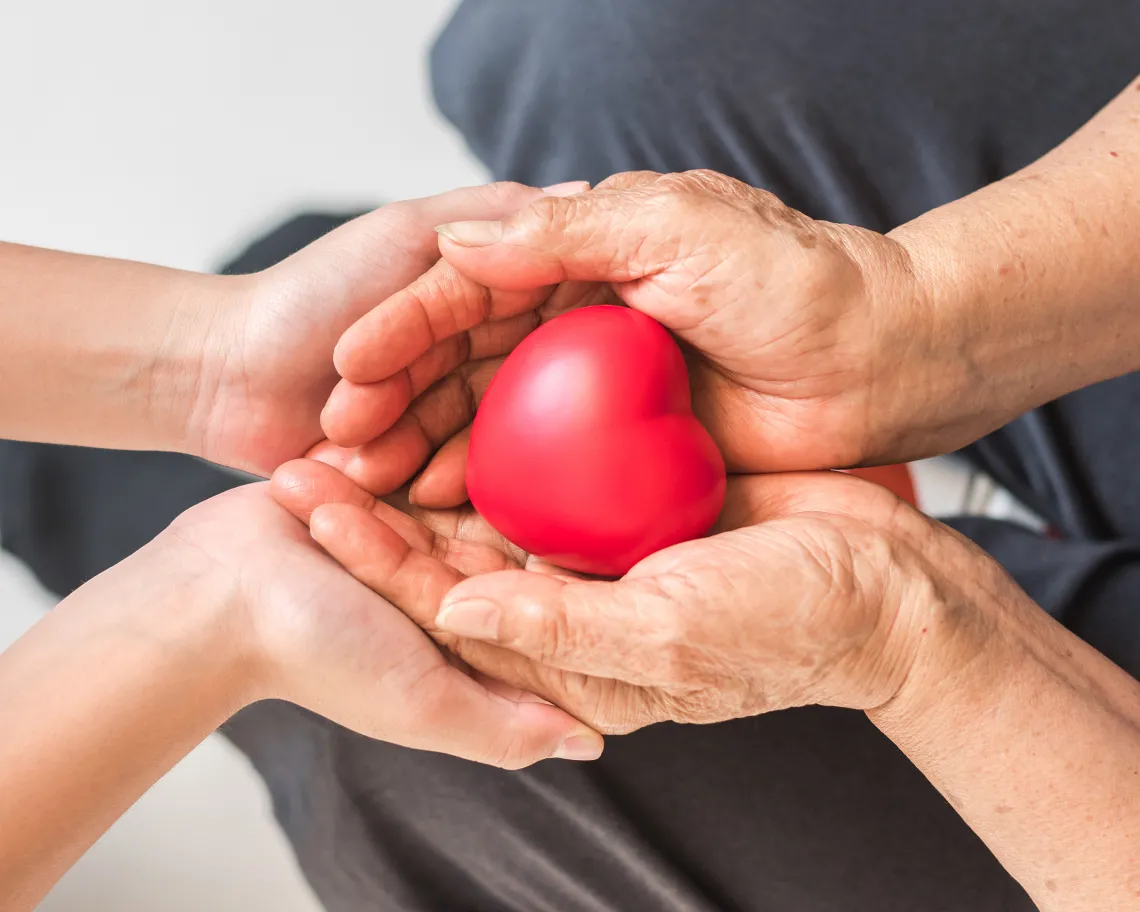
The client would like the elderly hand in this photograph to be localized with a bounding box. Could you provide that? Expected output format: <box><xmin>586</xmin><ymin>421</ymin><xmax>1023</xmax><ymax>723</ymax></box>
<box><xmin>318</xmin><ymin>170</ymin><xmax>963</xmax><ymax>506</ymax></box>
<box><xmin>270</xmin><ymin>458</ymin><xmax>989</xmax><ymax>732</ymax></box>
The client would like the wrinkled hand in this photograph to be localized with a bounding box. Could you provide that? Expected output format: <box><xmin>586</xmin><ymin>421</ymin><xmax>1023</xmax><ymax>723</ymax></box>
<box><xmin>320</xmin><ymin>170</ymin><xmax>950</xmax><ymax>506</ymax></box>
<box><xmin>189</xmin><ymin>182</ymin><xmax>580</xmax><ymax>477</ymax></box>
<box><xmin>271</xmin><ymin>459</ymin><xmax>970</xmax><ymax>733</ymax></box>
<box><xmin>158</xmin><ymin>483</ymin><xmax>602</xmax><ymax>766</ymax></box>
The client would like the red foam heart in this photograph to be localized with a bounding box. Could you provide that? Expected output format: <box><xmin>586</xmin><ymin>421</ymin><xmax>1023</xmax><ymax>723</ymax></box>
<box><xmin>467</xmin><ymin>306</ymin><xmax>727</xmax><ymax>577</ymax></box>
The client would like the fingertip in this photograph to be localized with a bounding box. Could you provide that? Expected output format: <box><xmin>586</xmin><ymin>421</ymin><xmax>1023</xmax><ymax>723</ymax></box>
<box><xmin>338</xmin><ymin>420</ymin><xmax>430</xmax><ymax>497</ymax></box>
<box><xmin>318</xmin><ymin>384</ymin><xmax>349</xmax><ymax>446</ymax></box>
<box><xmin>333</xmin><ymin>314</ymin><xmax>381</xmax><ymax>384</ymax></box>
<box><xmin>270</xmin><ymin>457</ymin><xmax>313</xmax><ymax>486</ymax></box>
<box><xmin>307</xmin><ymin>501</ymin><xmax>339</xmax><ymax>542</ymax></box>
<box><xmin>333</xmin><ymin>307</ymin><xmax>417</xmax><ymax>386</ymax></box>
<box><xmin>268</xmin><ymin>459</ymin><xmax>316</xmax><ymax>511</ymax></box>
<box><xmin>331</xmin><ymin>332</ymin><xmax>354</xmax><ymax>380</ymax></box>
<box><xmin>322</xmin><ymin>375</ymin><xmax>412</xmax><ymax>449</ymax></box>
<box><xmin>408</xmin><ymin>465</ymin><xmax>469</xmax><ymax>510</ymax></box>
<box><xmin>552</xmin><ymin>730</ymin><xmax>605</xmax><ymax>763</ymax></box>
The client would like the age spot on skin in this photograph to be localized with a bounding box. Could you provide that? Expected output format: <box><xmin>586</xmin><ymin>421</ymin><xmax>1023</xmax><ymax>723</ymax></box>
<box><xmin>1044</xmin><ymin>880</ymin><xmax>1057</xmax><ymax>893</ymax></box>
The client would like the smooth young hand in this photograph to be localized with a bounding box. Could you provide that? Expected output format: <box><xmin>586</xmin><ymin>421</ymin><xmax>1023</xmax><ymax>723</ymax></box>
<box><xmin>191</xmin><ymin>183</ymin><xmax>583</xmax><ymax>475</ymax></box>
<box><xmin>0</xmin><ymin>182</ymin><xmax>577</xmax><ymax>476</ymax></box>
<box><xmin>155</xmin><ymin>483</ymin><xmax>601</xmax><ymax>764</ymax></box>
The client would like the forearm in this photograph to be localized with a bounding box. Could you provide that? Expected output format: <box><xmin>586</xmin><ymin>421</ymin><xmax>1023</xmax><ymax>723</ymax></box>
<box><xmin>886</xmin><ymin>75</ymin><xmax>1140</xmax><ymax>450</ymax></box>
<box><xmin>0</xmin><ymin>242</ymin><xmax>243</xmax><ymax>451</ymax></box>
<box><xmin>0</xmin><ymin>541</ymin><xmax>251</xmax><ymax>910</ymax></box>
<box><xmin>870</xmin><ymin>539</ymin><xmax>1140</xmax><ymax>910</ymax></box>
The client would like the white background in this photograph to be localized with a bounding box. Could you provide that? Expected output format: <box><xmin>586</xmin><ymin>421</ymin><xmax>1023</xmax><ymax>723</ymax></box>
<box><xmin>0</xmin><ymin>1</ymin><xmax>478</xmax><ymax>909</ymax></box>
<box><xmin>0</xmin><ymin>0</ymin><xmax>483</xmax><ymax>271</ymax></box>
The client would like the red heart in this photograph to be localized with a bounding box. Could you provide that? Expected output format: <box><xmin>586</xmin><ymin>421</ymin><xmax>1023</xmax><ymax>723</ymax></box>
<box><xmin>467</xmin><ymin>306</ymin><xmax>727</xmax><ymax>577</ymax></box>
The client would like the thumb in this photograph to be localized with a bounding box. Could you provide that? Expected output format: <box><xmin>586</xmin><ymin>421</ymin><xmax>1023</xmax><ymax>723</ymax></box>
<box><xmin>435</xmin><ymin>173</ymin><xmax>735</xmax><ymax>292</ymax></box>
<box><xmin>434</xmin><ymin>570</ymin><xmax>681</xmax><ymax>685</ymax></box>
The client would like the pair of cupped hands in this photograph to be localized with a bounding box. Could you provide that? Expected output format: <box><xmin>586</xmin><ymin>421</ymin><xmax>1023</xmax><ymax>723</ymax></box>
<box><xmin>172</xmin><ymin>171</ymin><xmax>1007</xmax><ymax>768</ymax></box>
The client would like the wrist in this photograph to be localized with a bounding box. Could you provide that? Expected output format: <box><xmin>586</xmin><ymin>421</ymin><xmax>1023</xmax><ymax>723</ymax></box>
<box><xmin>863</xmin><ymin>523</ymin><xmax>1021</xmax><ymax>733</ymax></box>
<box><xmin>144</xmin><ymin>271</ymin><xmax>253</xmax><ymax>461</ymax></box>
<box><xmin>829</xmin><ymin>223</ymin><xmax>958</xmax><ymax>465</ymax></box>
<box><xmin>886</xmin><ymin>162</ymin><xmax>1140</xmax><ymax>459</ymax></box>
<box><xmin>105</xmin><ymin>532</ymin><xmax>264</xmax><ymax>716</ymax></box>
<box><xmin>869</xmin><ymin>215</ymin><xmax>1010</xmax><ymax>462</ymax></box>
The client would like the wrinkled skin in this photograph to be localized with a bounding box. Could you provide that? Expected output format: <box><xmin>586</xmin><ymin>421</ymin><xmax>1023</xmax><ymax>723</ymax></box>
<box><xmin>320</xmin><ymin>170</ymin><xmax>938</xmax><ymax>506</ymax></box>
<box><xmin>271</xmin><ymin>459</ymin><xmax>960</xmax><ymax>734</ymax></box>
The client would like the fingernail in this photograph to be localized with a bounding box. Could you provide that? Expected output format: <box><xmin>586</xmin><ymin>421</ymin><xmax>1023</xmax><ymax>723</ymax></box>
<box><xmin>542</xmin><ymin>181</ymin><xmax>590</xmax><ymax>197</ymax></box>
<box><xmin>406</xmin><ymin>479</ymin><xmax>422</xmax><ymax>505</ymax></box>
<box><xmin>435</xmin><ymin>598</ymin><xmax>501</xmax><ymax>639</ymax></box>
<box><xmin>553</xmin><ymin>733</ymin><xmax>604</xmax><ymax>762</ymax></box>
<box><xmin>435</xmin><ymin>220</ymin><xmax>503</xmax><ymax>247</ymax></box>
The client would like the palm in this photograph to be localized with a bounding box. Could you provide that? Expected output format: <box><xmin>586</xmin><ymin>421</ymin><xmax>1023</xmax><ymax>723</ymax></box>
<box><xmin>168</xmin><ymin>485</ymin><xmax>458</xmax><ymax>735</ymax></box>
<box><xmin>170</xmin><ymin>482</ymin><xmax>597</xmax><ymax>765</ymax></box>
<box><xmin>271</xmin><ymin>460</ymin><xmax>910</xmax><ymax>732</ymax></box>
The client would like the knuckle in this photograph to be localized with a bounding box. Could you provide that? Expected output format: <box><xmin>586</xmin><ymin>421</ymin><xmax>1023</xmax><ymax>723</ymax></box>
<box><xmin>593</xmin><ymin>689</ymin><xmax>655</xmax><ymax>735</ymax></box>
<box><xmin>509</xmin><ymin>195</ymin><xmax>579</xmax><ymax>240</ymax></box>
<box><xmin>415</xmin><ymin>373</ymin><xmax>475</xmax><ymax>443</ymax></box>
<box><xmin>556</xmin><ymin>672</ymin><xmax>611</xmax><ymax>727</ymax></box>
<box><xmin>485</xmin><ymin>180</ymin><xmax>533</xmax><ymax>198</ymax></box>
<box><xmin>426</xmin><ymin>529</ymin><xmax>454</xmax><ymax>565</ymax></box>
<box><xmin>462</xmin><ymin>181</ymin><xmax>537</xmax><ymax>215</ymax></box>
<box><xmin>647</xmin><ymin>600</ymin><xmax>700</xmax><ymax>684</ymax></box>
<box><xmin>409</xmin><ymin>263</ymin><xmax>472</xmax><ymax>339</ymax></box>
<box><xmin>596</xmin><ymin>170</ymin><xmax>662</xmax><ymax>192</ymax></box>
<box><xmin>644</xmin><ymin>173</ymin><xmax>700</xmax><ymax>208</ymax></box>
<box><xmin>745</xmin><ymin>184</ymin><xmax>786</xmax><ymax>210</ymax></box>
<box><xmin>655</xmin><ymin>685</ymin><xmax>740</xmax><ymax>725</ymax></box>
<box><xmin>530</xmin><ymin>599</ymin><xmax>575</xmax><ymax>664</ymax></box>
<box><xmin>663</xmin><ymin>169</ymin><xmax>755</xmax><ymax>205</ymax></box>
<box><xmin>679</xmin><ymin>168</ymin><xmax>740</xmax><ymax>192</ymax></box>
<box><xmin>551</xmin><ymin>673</ymin><xmax>649</xmax><ymax>736</ymax></box>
